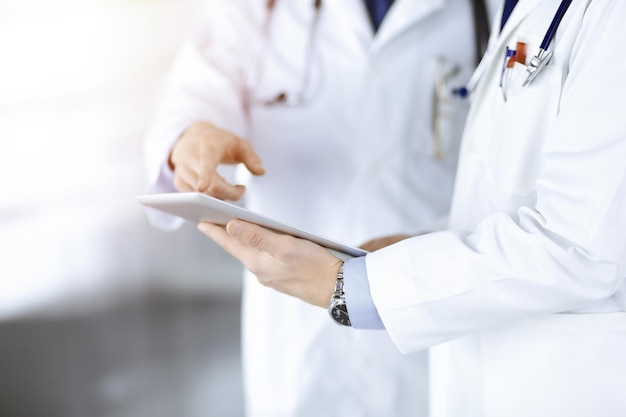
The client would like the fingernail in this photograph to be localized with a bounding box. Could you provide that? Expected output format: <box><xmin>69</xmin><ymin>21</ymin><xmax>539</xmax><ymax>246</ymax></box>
<box><xmin>227</xmin><ymin>220</ymin><xmax>241</xmax><ymax>236</ymax></box>
<box><xmin>253</xmin><ymin>160</ymin><xmax>265</xmax><ymax>174</ymax></box>
<box><xmin>197</xmin><ymin>223</ymin><xmax>208</xmax><ymax>233</ymax></box>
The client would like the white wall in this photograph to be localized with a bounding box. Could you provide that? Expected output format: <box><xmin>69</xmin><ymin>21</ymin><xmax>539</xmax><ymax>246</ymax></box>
<box><xmin>0</xmin><ymin>0</ymin><xmax>243</xmax><ymax>319</ymax></box>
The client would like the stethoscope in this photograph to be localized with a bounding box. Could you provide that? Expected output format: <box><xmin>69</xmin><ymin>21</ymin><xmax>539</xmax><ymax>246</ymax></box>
<box><xmin>523</xmin><ymin>0</ymin><xmax>572</xmax><ymax>86</ymax></box>
<box><xmin>455</xmin><ymin>0</ymin><xmax>573</xmax><ymax>99</ymax></box>
<box><xmin>246</xmin><ymin>0</ymin><xmax>491</xmax><ymax>107</ymax></box>
<box><xmin>245</xmin><ymin>0</ymin><xmax>322</xmax><ymax>106</ymax></box>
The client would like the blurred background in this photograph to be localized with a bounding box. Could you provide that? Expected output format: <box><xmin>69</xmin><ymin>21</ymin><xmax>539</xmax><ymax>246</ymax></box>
<box><xmin>0</xmin><ymin>0</ymin><xmax>245</xmax><ymax>415</ymax></box>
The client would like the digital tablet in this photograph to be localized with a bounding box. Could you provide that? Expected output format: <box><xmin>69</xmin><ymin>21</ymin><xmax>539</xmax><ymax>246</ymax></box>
<box><xmin>137</xmin><ymin>192</ymin><xmax>367</xmax><ymax>258</ymax></box>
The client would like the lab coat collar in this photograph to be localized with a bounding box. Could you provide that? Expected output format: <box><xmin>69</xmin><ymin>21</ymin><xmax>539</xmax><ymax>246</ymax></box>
<box><xmin>322</xmin><ymin>0</ymin><xmax>375</xmax><ymax>54</ymax></box>
<box><xmin>494</xmin><ymin>0</ymin><xmax>542</xmax><ymax>48</ymax></box>
<box><xmin>371</xmin><ymin>0</ymin><xmax>446</xmax><ymax>54</ymax></box>
<box><xmin>472</xmin><ymin>0</ymin><xmax>543</xmax><ymax>85</ymax></box>
<box><xmin>464</xmin><ymin>0</ymin><xmax>543</xmax><ymax>115</ymax></box>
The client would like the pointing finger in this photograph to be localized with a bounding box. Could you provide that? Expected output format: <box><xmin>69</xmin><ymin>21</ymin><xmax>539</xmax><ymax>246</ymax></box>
<box><xmin>235</xmin><ymin>140</ymin><xmax>265</xmax><ymax>176</ymax></box>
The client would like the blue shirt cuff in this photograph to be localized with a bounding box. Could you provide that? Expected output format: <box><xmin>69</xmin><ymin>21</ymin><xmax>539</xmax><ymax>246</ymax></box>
<box><xmin>343</xmin><ymin>256</ymin><xmax>385</xmax><ymax>330</ymax></box>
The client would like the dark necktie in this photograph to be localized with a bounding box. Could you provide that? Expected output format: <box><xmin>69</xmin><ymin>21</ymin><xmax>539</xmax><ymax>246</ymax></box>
<box><xmin>501</xmin><ymin>0</ymin><xmax>519</xmax><ymax>31</ymax></box>
<box><xmin>364</xmin><ymin>0</ymin><xmax>395</xmax><ymax>32</ymax></box>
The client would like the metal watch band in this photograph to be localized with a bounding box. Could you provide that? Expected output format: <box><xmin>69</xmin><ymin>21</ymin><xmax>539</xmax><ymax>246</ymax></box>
<box><xmin>333</xmin><ymin>262</ymin><xmax>345</xmax><ymax>297</ymax></box>
<box><xmin>328</xmin><ymin>262</ymin><xmax>351</xmax><ymax>326</ymax></box>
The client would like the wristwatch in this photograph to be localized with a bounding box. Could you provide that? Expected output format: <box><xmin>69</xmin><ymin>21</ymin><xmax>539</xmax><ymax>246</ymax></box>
<box><xmin>328</xmin><ymin>262</ymin><xmax>351</xmax><ymax>326</ymax></box>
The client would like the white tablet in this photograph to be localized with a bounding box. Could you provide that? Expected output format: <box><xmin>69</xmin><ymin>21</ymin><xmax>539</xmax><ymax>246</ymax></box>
<box><xmin>137</xmin><ymin>192</ymin><xmax>367</xmax><ymax>258</ymax></box>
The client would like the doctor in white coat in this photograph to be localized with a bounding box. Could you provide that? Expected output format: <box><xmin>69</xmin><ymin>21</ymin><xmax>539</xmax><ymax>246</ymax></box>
<box><xmin>144</xmin><ymin>0</ymin><xmax>498</xmax><ymax>416</ymax></box>
<box><xmin>199</xmin><ymin>1</ymin><xmax>626</xmax><ymax>416</ymax></box>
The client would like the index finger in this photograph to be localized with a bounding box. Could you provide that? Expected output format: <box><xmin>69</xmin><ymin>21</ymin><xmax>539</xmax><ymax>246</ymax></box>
<box><xmin>230</xmin><ymin>139</ymin><xmax>265</xmax><ymax>176</ymax></box>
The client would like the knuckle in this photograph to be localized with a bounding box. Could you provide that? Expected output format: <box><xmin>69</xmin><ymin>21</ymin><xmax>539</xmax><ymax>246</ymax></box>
<box><xmin>243</xmin><ymin>230</ymin><xmax>264</xmax><ymax>248</ymax></box>
<box><xmin>207</xmin><ymin>180</ymin><xmax>222</xmax><ymax>194</ymax></box>
<box><xmin>207</xmin><ymin>175</ymin><xmax>227</xmax><ymax>195</ymax></box>
<box><xmin>241</xmin><ymin>138</ymin><xmax>253</xmax><ymax>152</ymax></box>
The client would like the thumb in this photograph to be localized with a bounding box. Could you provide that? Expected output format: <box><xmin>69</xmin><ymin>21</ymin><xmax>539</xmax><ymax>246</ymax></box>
<box><xmin>226</xmin><ymin>220</ymin><xmax>280</xmax><ymax>254</ymax></box>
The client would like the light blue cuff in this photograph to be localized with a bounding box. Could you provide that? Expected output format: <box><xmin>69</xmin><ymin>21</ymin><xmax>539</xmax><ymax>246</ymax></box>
<box><xmin>343</xmin><ymin>256</ymin><xmax>385</xmax><ymax>330</ymax></box>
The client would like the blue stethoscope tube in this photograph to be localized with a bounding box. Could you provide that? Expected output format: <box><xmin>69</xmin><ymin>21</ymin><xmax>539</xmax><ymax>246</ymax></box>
<box><xmin>540</xmin><ymin>0</ymin><xmax>573</xmax><ymax>51</ymax></box>
<box><xmin>523</xmin><ymin>0</ymin><xmax>572</xmax><ymax>86</ymax></box>
<box><xmin>455</xmin><ymin>0</ymin><xmax>573</xmax><ymax>98</ymax></box>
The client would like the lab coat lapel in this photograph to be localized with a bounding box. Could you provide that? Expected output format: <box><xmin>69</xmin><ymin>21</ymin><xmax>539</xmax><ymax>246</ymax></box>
<box><xmin>494</xmin><ymin>0</ymin><xmax>543</xmax><ymax>49</ymax></box>
<box><xmin>371</xmin><ymin>0</ymin><xmax>446</xmax><ymax>54</ymax></box>
<box><xmin>467</xmin><ymin>0</ymin><xmax>542</xmax><ymax>102</ymax></box>
<box><xmin>325</xmin><ymin>0</ymin><xmax>375</xmax><ymax>53</ymax></box>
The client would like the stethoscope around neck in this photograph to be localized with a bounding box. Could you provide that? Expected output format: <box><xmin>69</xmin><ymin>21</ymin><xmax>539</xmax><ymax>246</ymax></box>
<box><xmin>245</xmin><ymin>0</ymin><xmax>491</xmax><ymax>107</ymax></box>
<box><xmin>454</xmin><ymin>0</ymin><xmax>573</xmax><ymax>99</ymax></box>
<box><xmin>245</xmin><ymin>0</ymin><xmax>322</xmax><ymax>107</ymax></box>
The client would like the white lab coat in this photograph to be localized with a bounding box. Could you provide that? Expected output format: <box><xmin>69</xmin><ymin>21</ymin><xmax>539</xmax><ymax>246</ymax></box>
<box><xmin>366</xmin><ymin>1</ymin><xmax>626</xmax><ymax>416</ymax></box>
<box><xmin>144</xmin><ymin>0</ymin><xmax>497</xmax><ymax>416</ymax></box>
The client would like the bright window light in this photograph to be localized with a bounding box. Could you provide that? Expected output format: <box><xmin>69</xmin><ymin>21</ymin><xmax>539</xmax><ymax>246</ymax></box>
<box><xmin>0</xmin><ymin>0</ymin><xmax>211</xmax><ymax>318</ymax></box>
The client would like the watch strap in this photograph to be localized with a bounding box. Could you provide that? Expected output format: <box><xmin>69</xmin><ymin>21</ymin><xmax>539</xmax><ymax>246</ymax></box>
<box><xmin>328</xmin><ymin>262</ymin><xmax>351</xmax><ymax>326</ymax></box>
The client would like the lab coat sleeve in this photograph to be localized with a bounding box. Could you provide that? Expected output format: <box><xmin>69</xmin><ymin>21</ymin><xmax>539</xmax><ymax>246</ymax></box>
<box><xmin>365</xmin><ymin>2</ymin><xmax>626</xmax><ymax>353</ymax></box>
<box><xmin>344</xmin><ymin>256</ymin><xmax>385</xmax><ymax>329</ymax></box>
<box><xmin>142</xmin><ymin>0</ymin><xmax>258</xmax><ymax>229</ymax></box>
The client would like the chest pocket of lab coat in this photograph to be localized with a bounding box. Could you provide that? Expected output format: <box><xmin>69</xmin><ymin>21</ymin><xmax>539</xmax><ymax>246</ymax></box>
<box><xmin>487</xmin><ymin>61</ymin><xmax>563</xmax><ymax>196</ymax></box>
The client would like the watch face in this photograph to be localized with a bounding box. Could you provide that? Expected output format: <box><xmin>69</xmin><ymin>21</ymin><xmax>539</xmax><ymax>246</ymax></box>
<box><xmin>331</xmin><ymin>303</ymin><xmax>351</xmax><ymax>326</ymax></box>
